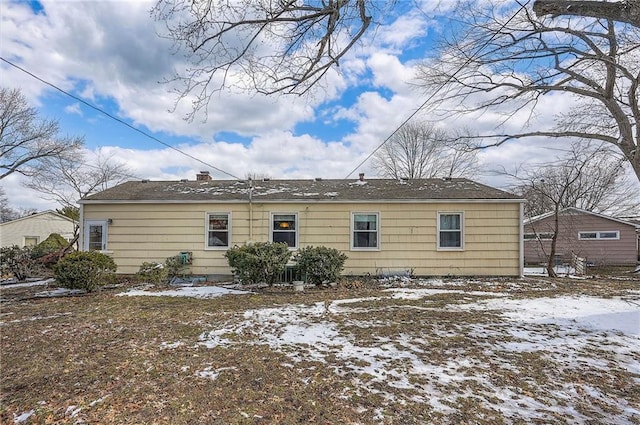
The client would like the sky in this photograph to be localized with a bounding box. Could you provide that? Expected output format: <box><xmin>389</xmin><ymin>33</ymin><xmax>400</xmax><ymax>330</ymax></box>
<box><xmin>1</xmin><ymin>0</ymin><xmax>632</xmax><ymax>212</ymax></box>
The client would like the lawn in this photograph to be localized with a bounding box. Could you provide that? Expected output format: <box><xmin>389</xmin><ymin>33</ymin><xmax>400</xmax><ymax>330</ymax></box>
<box><xmin>1</xmin><ymin>275</ymin><xmax>639</xmax><ymax>424</ymax></box>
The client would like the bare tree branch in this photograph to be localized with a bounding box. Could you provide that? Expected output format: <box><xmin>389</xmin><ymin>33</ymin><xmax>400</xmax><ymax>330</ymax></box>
<box><xmin>506</xmin><ymin>142</ymin><xmax>639</xmax><ymax>276</ymax></box>
<box><xmin>0</xmin><ymin>87</ymin><xmax>84</xmax><ymax>180</ymax></box>
<box><xmin>153</xmin><ymin>0</ymin><xmax>376</xmax><ymax>120</ymax></box>
<box><xmin>372</xmin><ymin>121</ymin><xmax>480</xmax><ymax>179</ymax></box>
<box><xmin>533</xmin><ymin>0</ymin><xmax>640</xmax><ymax>27</ymax></box>
<box><xmin>416</xmin><ymin>2</ymin><xmax>640</xmax><ymax>182</ymax></box>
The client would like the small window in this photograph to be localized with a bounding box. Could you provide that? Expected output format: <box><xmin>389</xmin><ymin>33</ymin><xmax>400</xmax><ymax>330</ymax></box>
<box><xmin>272</xmin><ymin>213</ymin><xmax>297</xmax><ymax>248</ymax></box>
<box><xmin>579</xmin><ymin>231</ymin><xmax>619</xmax><ymax>240</ymax></box>
<box><xmin>438</xmin><ymin>212</ymin><xmax>463</xmax><ymax>250</ymax></box>
<box><xmin>206</xmin><ymin>213</ymin><xmax>230</xmax><ymax>248</ymax></box>
<box><xmin>23</xmin><ymin>236</ymin><xmax>39</xmax><ymax>247</ymax></box>
<box><xmin>352</xmin><ymin>213</ymin><xmax>379</xmax><ymax>250</ymax></box>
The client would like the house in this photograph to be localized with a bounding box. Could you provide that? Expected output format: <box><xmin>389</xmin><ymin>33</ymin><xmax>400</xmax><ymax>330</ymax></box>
<box><xmin>78</xmin><ymin>173</ymin><xmax>525</xmax><ymax>277</ymax></box>
<box><xmin>0</xmin><ymin>210</ymin><xmax>76</xmax><ymax>248</ymax></box>
<box><xmin>524</xmin><ymin>207</ymin><xmax>640</xmax><ymax>266</ymax></box>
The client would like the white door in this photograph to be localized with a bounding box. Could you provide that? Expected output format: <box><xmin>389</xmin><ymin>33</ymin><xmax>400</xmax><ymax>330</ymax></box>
<box><xmin>85</xmin><ymin>220</ymin><xmax>107</xmax><ymax>251</ymax></box>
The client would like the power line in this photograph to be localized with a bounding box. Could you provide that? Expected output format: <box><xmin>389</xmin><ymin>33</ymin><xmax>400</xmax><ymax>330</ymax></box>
<box><xmin>343</xmin><ymin>1</ymin><xmax>531</xmax><ymax>179</ymax></box>
<box><xmin>0</xmin><ymin>57</ymin><xmax>242</xmax><ymax>180</ymax></box>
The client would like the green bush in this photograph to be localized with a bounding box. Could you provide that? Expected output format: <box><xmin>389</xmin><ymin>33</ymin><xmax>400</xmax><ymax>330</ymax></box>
<box><xmin>136</xmin><ymin>261</ymin><xmax>168</xmax><ymax>285</ymax></box>
<box><xmin>0</xmin><ymin>245</ymin><xmax>39</xmax><ymax>281</ymax></box>
<box><xmin>224</xmin><ymin>242</ymin><xmax>291</xmax><ymax>285</ymax></box>
<box><xmin>31</xmin><ymin>233</ymin><xmax>70</xmax><ymax>259</ymax></box>
<box><xmin>294</xmin><ymin>246</ymin><xmax>348</xmax><ymax>285</ymax></box>
<box><xmin>54</xmin><ymin>251</ymin><xmax>117</xmax><ymax>292</ymax></box>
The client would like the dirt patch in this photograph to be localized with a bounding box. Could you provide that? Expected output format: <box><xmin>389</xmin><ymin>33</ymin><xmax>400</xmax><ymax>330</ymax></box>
<box><xmin>2</xmin><ymin>276</ymin><xmax>639</xmax><ymax>424</ymax></box>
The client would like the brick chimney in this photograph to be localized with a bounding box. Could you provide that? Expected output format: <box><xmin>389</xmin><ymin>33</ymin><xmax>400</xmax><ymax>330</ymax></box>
<box><xmin>359</xmin><ymin>172</ymin><xmax>365</xmax><ymax>181</ymax></box>
<box><xmin>196</xmin><ymin>171</ymin><xmax>212</xmax><ymax>181</ymax></box>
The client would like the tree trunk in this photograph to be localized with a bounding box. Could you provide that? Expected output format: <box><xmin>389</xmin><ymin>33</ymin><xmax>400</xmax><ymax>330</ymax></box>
<box><xmin>546</xmin><ymin>207</ymin><xmax>561</xmax><ymax>278</ymax></box>
<box><xmin>533</xmin><ymin>0</ymin><xmax>640</xmax><ymax>27</ymax></box>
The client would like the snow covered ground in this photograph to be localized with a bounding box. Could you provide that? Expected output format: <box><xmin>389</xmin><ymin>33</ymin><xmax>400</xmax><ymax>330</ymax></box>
<box><xmin>117</xmin><ymin>283</ymin><xmax>640</xmax><ymax>423</ymax></box>
<box><xmin>6</xmin><ymin>279</ymin><xmax>639</xmax><ymax>423</ymax></box>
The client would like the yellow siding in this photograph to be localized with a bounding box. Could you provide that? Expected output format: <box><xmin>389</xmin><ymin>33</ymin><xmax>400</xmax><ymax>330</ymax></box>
<box><xmin>82</xmin><ymin>201</ymin><xmax>521</xmax><ymax>276</ymax></box>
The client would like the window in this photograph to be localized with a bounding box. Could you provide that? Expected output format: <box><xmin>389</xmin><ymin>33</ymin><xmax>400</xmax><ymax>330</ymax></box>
<box><xmin>352</xmin><ymin>212</ymin><xmax>379</xmax><ymax>250</ymax></box>
<box><xmin>578</xmin><ymin>230</ymin><xmax>619</xmax><ymax>240</ymax></box>
<box><xmin>23</xmin><ymin>236</ymin><xmax>39</xmax><ymax>247</ymax></box>
<box><xmin>272</xmin><ymin>213</ymin><xmax>297</xmax><ymax>248</ymax></box>
<box><xmin>206</xmin><ymin>213</ymin><xmax>231</xmax><ymax>248</ymax></box>
<box><xmin>438</xmin><ymin>212</ymin><xmax>463</xmax><ymax>250</ymax></box>
<box><xmin>85</xmin><ymin>220</ymin><xmax>107</xmax><ymax>251</ymax></box>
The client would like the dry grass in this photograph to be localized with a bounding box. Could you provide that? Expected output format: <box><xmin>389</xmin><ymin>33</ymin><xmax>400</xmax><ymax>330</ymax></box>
<box><xmin>1</xmin><ymin>275</ymin><xmax>639</xmax><ymax>424</ymax></box>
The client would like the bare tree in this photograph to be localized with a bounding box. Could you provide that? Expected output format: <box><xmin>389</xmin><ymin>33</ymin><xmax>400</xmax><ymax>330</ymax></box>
<box><xmin>0</xmin><ymin>87</ymin><xmax>83</xmax><ymax>180</ymax></box>
<box><xmin>533</xmin><ymin>0</ymin><xmax>640</xmax><ymax>27</ymax></box>
<box><xmin>152</xmin><ymin>0</ymin><xmax>378</xmax><ymax>118</ymax></box>
<box><xmin>415</xmin><ymin>2</ymin><xmax>640</xmax><ymax>182</ymax></box>
<box><xmin>372</xmin><ymin>122</ymin><xmax>479</xmax><ymax>179</ymax></box>
<box><xmin>508</xmin><ymin>142</ymin><xmax>639</xmax><ymax>276</ymax></box>
<box><xmin>24</xmin><ymin>153</ymin><xmax>134</xmax><ymax>247</ymax></box>
<box><xmin>0</xmin><ymin>187</ymin><xmax>36</xmax><ymax>223</ymax></box>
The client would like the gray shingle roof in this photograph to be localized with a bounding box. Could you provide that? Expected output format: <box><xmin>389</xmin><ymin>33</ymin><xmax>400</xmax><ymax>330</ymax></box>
<box><xmin>80</xmin><ymin>178</ymin><xmax>521</xmax><ymax>203</ymax></box>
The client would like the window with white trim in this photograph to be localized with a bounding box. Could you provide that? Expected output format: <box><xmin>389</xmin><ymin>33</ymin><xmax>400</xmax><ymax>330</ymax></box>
<box><xmin>23</xmin><ymin>236</ymin><xmax>39</xmax><ymax>247</ymax></box>
<box><xmin>85</xmin><ymin>220</ymin><xmax>108</xmax><ymax>251</ymax></box>
<box><xmin>578</xmin><ymin>230</ymin><xmax>619</xmax><ymax>240</ymax></box>
<box><xmin>351</xmin><ymin>212</ymin><xmax>379</xmax><ymax>250</ymax></box>
<box><xmin>271</xmin><ymin>213</ymin><xmax>297</xmax><ymax>248</ymax></box>
<box><xmin>438</xmin><ymin>212</ymin><xmax>463</xmax><ymax>250</ymax></box>
<box><xmin>206</xmin><ymin>212</ymin><xmax>231</xmax><ymax>248</ymax></box>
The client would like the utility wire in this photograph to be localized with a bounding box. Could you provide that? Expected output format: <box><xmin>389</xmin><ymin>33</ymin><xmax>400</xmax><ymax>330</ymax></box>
<box><xmin>0</xmin><ymin>57</ymin><xmax>242</xmax><ymax>180</ymax></box>
<box><xmin>343</xmin><ymin>1</ymin><xmax>531</xmax><ymax>179</ymax></box>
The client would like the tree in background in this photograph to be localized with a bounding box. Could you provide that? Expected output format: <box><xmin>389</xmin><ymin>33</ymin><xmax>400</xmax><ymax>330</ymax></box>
<box><xmin>0</xmin><ymin>187</ymin><xmax>37</xmax><ymax>223</ymax></box>
<box><xmin>24</xmin><ymin>153</ymin><xmax>133</xmax><ymax>247</ymax></box>
<box><xmin>508</xmin><ymin>143</ymin><xmax>639</xmax><ymax>277</ymax></box>
<box><xmin>372</xmin><ymin>122</ymin><xmax>479</xmax><ymax>179</ymax></box>
<box><xmin>416</xmin><ymin>2</ymin><xmax>640</xmax><ymax>181</ymax></box>
<box><xmin>0</xmin><ymin>87</ymin><xmax>83</xmax><ymax>180</ymax></box>
<box><xmin>152</xmin><ymin>1</ymin><xmax>640</xmax><ymax>181</ymax></box>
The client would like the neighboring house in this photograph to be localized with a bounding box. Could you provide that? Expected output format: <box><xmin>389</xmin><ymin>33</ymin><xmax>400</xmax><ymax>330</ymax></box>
<box><xmin>524</xmin><ymin>207</ymin><xmax>640</xmax><ymax>266</ymax></box>
<box><xmin>0</xmin><ymin>210</ymin><xmax>76</xmax><ymax>248</ymax></box>
<box><xmin>78</xmin><ymin>173</ymin><xmax>525</xmax><ymax>277</ymax></box>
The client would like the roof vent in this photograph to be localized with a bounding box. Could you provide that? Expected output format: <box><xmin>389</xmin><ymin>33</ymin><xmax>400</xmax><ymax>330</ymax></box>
<box><xmin>315</xmin><ymin>177</ymin><xmax>322</xmax><ymax>181</ymax></box>
<box><xmin>400</xmin><ymin>177</ymin><xmax>409</xmax><ymax>181</ymax></box>
<box><xmin>443</xmin><ymin>177</ymin><xmax>452</xmax><ymax>181</ymax></box>
<box><xmin>180</xmin><ymin>179</ymin><xmax>189</xmax><ymax>182</ymax></box>
<box><xmin>141</xmin><ymin>179</ymin><xmax>149</xmax><ymax>183</ymax></box>
<box><xmin>196</xmin><ymin>171</ymin><xmax>212</xmax><ymax>181</ymax></box>
<box><xmin>359</xmin><ymin>173</ymin><xmax>365</xmax><ymax>181</ymax></box>
<box><xmin>263</xmin><ymin>177</ymin><xmax>270</xmax><ymax>181</ymax></box>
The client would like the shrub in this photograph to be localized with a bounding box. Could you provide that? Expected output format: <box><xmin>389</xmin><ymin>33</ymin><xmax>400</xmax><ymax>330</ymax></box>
<box><xmin>54</xmin><ymin>251</ymin><xmax>117</xmax><ymax>292</ymax></box>
<box><xmin>0</xmin><ymin>245</ymin><xmax>39</xmax><ymax>281</ymax></box>
<box><xmin>224</xmin><ymin>242</ymin><xmax>291</xmax><ymax>285</ymax></box>
<box><xmin>294</xmin><ymin>246</ymin><xmax>348</xmax><ymax>285</ymax></box>
<box><xmin>164</xmin><ymin>255</ymin><xmax>188</xmax><ymax>281</ymax></box>
<box><xmin>31</xmin><ymin>233</ymin><xmax>70</xmax><ymax>259</ymax></box>
<box><xmin>136</xmin><ymin>261</ymin><xmax>168</xmax><ymax>285</ymax></box>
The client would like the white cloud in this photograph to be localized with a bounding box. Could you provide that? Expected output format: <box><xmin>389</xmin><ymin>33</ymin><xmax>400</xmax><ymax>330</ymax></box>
<box><xmin>64</xmin><ymin>102</ymin><xmax>82</xmax><ymax>116</ymax></box>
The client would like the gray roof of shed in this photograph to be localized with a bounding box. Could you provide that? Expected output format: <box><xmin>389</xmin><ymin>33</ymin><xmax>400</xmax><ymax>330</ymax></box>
<box><xmin>80</xmin><ymin>178</ymin><xmax>521</xmax><ymax>203</ymax></box>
